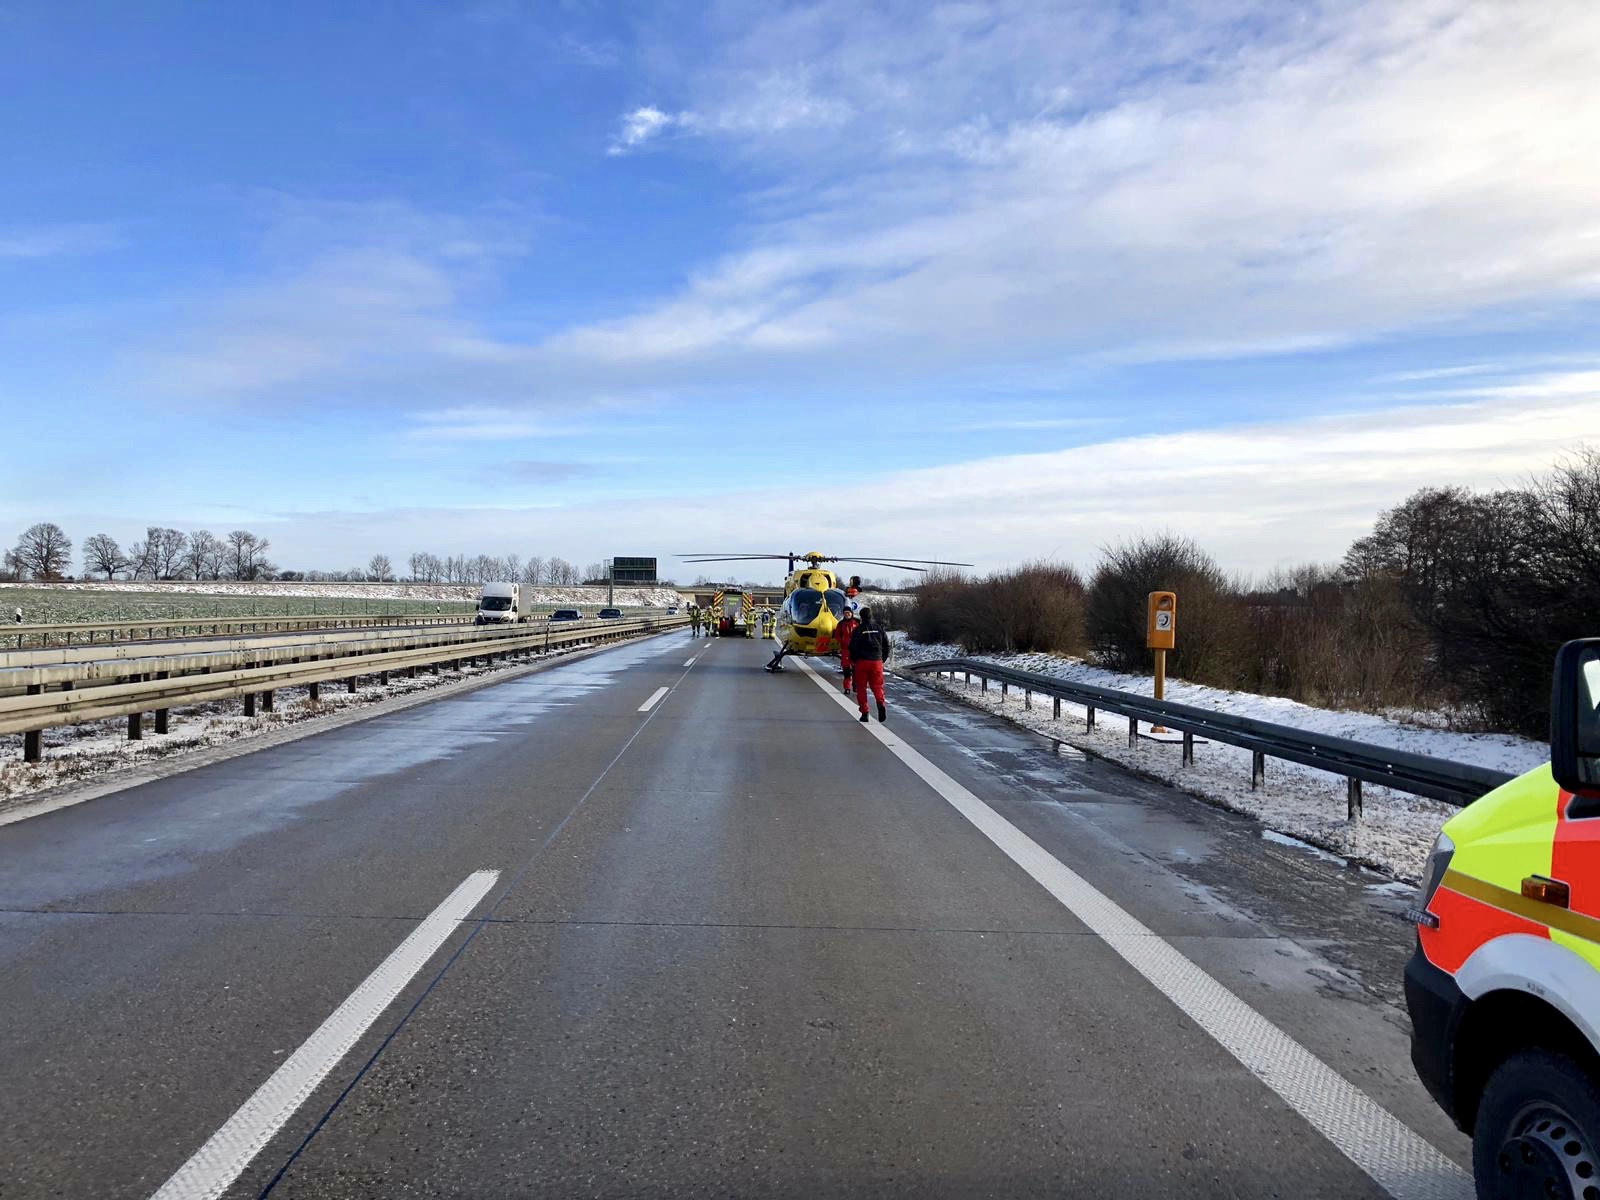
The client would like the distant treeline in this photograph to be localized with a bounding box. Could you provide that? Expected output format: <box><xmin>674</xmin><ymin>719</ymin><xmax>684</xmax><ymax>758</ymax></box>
<box><xmin>894</xmin><ymin>447</ymin><xmax>1599</xmax><ymax>738</ymax></box>
<box><xmin>0</xmin><ymin>529</ymin><xmax>651</xmax><ymax>590</ymax></box>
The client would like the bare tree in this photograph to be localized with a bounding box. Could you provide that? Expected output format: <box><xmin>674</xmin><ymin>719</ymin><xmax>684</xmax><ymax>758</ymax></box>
<box><xmin>12</xmin><ymin>522</ymin><xmax>73</xmax><ymax>580</ymax></box>
<box><xmin>80</xmin><ymin>534</ymin><xmax>120</xmax><ymax>580</ymax></box>
<box><xmin>153</xmin><ymin>528</ymin><xmax>188</xmax><ymax>579</ymax></box>
<box><xmin>547</xmin><ymin>556</ymin><xmax>577</xmax><ymax>585</ymax></box>
<box><xmin>185</xmin><ymin>530</ymin><xmax>220</xmax><ymax>580</ymax></box>
<box><xmin>226</xmin><ymin>529</ymin><xmax>275</xmax><ymax>580</ymax></box>
<box><xmin>124</xmin><ymin>537</ymin><xmax>156</xmax><ymax>580</ymax></box>
<box><xmin>82</xmin><ymin>533</ymin><xmax>126</xmax><ymax>580</ymax></box>
<box><xmin>582</xmin><ymin>561</ymin><xmax>605</xmax><ymax>583</ymax></box>
<box><xmin>504</xmin><ymin>553</ymin><xmax>521</xmax><ymax>583</ymax></box>
<box><xmin>368</xmin><ymin>553</ymin><xmax>393</xmax><ymax>582</ymax></box>
<box><xmin>521</xmin><ymin>555</ymin><xmax>546</xmax><ymax>585</ymax></box>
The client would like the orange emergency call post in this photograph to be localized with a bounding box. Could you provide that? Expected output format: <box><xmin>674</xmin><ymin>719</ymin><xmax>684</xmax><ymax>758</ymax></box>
<box><xmin>1146</xmin><ymin>593</ymin><xmax>1176</xmax><ymax>719</ymax></box>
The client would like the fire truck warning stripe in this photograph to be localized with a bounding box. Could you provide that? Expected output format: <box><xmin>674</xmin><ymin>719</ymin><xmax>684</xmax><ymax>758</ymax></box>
<box><xmin>796</xmin><ymin>657</ymin><xmax>1470</xmax><ymax>1200</ymax></box>
<box><xmin>1442</xmin><ymin>869</ymin><xmax>1600</xmax><ymax>945</ymax></box>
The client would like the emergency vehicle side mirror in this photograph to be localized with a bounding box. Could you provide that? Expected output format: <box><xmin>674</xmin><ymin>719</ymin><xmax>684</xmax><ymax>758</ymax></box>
<box><xmin>1551</xmin><ymin>638</ymin><xmax>1600</xmax><ymax>804</ymax></box>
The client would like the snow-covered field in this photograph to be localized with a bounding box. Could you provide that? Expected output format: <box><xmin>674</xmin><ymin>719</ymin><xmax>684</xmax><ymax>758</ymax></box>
<box><xmin>0</xmin><ymin>642</ymin><xmax>599</xmax><ymax>813</ymax></box>
<box><xmin>892</xmin><ymin>639</ymin><xmax>1546</xmax><ymax>883</ymax></box>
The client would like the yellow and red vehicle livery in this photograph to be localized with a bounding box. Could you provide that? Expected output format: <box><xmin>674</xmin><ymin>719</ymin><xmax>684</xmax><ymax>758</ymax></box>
<box><xmin>1405</xmin><ymin>764</ymin><xmax>1600</xmax><ymax>1130</ymax></box>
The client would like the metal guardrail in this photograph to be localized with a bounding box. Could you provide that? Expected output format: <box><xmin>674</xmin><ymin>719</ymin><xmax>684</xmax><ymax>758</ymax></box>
<box><xmin>6</xmin><ymin>616</ymin><xmax>689</xmax><ymax>762</ymax></box>
<box><xmin>6</xmin><ymin>612</ymin><xmax>468</xmax><ymax>650</ymax></box>
<box><xmin>6</xmin><ymin>606</ymin><xmax>665</xmax><ymax>650</ymax></box>
<box><xmin>905</xmin><ymin>658</ymin><xmax>1514</xmax><ymax>816</ymax></box>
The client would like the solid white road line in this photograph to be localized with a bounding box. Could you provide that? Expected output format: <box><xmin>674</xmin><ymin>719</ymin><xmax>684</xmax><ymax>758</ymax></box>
<box><xmin>795</xmin><ymin>658</ymin><xmax>1469</xmax><ymax>1200</ymax></box>
<box><xmin>684</xmin><ymin>658</ymin><xmax>698</xmax><ymax>667</ymax></box>
<box><xmin>149</xmin><ymin>870</ymin><xmax>501</xmax><ymax>1200</ymax></box>
<box><xmin>638</xmin><ymin>686</ymin><xmax>671</xmax><ymax>713</ymax></box>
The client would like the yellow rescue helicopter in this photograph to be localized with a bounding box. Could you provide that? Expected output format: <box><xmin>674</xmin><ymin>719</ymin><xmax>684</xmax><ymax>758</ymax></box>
<box><xmin>681</xmin><ymin>551</ymin><xmax>971</xmax><ymax>672</ymax></box>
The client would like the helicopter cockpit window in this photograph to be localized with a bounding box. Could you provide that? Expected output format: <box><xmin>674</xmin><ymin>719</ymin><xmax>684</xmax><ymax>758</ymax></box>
<box><xmin>823</xmin><ymin>589</ymin><xmax>847</xmax><ymax>618</ymax></box>
<box><xmin>789</xmin><ymin>588</ymin><xmax>825</xmax><ymax>625</ymax></box>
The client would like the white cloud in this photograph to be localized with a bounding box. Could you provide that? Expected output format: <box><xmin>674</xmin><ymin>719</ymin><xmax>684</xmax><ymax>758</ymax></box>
<box><xmin>608</xmin><ymin>105</ymin><xmax>676</xmax><ymax>154</ymax></box>
<box><xmin>572</xmin><ymin>0</ymin><xmax>1600</xmax><ymax>377</ymax></box>
<box><xmin>201</xmin><ymin>373</ymin><xmax>1600</xmax><ymax>577</ymax></box>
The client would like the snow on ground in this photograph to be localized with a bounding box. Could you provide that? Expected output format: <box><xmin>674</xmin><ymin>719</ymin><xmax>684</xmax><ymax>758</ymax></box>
<box><xmin>0</xmin><ymin>642</ymin><xmax>599</xmax><ymax>813</ymax></box>
<box><xmin>891</xmin><ymin>638</ymin><xmax>1547</xmax><ymax>883</ymax></box>
<box><xmin>0</xmin><ymin>580</ymin><xmax>685</xmax><ymax>607</ymax></box>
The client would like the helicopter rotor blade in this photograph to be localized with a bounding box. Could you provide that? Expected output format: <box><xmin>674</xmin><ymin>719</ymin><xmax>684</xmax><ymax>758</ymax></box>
<box><xmin>848</xmin><ymin>559</ymin><xmax>931</xmax><ymax>572</ymax></box>
<box><xmin>835</xmin><ymin>557</ymin><xmax>974</xmax><ymax>568</ymax></box>
<box><xmin>679</xmin><ymin>554</ymin><xmax>794</xmax><ymax>563</ymax></box>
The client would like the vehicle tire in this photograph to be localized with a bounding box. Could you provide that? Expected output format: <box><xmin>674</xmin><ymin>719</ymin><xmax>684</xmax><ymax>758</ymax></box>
<box><xmin>1474</xmin><ymin>1046</ymin><xmax>1600</xmax><ymax>1200</ymax></box>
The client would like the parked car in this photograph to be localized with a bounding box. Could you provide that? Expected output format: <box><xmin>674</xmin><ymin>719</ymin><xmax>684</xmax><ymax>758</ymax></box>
<box><xmin>597</xmin><ymin>607</ymin><xmax>624</xmax><ymax>620</ymax></box>
<box><xmin>548</xmin><ymin>609</ymin><xmax>583</xmax><ymax>622</ymax></box>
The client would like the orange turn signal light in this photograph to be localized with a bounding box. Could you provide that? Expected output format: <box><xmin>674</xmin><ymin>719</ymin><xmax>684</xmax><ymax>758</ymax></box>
<box><xmin>1521</xmin><ymin>875</ymin><xmax>1571</xmax><ymax>908</ymax></box>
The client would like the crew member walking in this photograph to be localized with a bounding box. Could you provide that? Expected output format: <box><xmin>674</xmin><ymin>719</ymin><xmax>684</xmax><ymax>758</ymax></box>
<box><xmin>690</xmin><ymin>605</ymin><xmax>701</xmax><ymax>637</ymax></box>
<box><xmin>848</xmin><ymin>606</ymin><xmax>891</xmax><ymax>723</ymax></box>
<box><xmin>835</xmin><ymin>606</ymin><xmax>860</xmax><ymax>694</ymax></box>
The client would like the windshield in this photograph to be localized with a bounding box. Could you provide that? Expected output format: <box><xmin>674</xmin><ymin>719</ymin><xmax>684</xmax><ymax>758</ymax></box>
<box><xmin>823</xmin><ymin>589</ymin><xmax>847</xmax><ymax>618</ymax></box>
<box><xmin>788</xmin><ymin>588</ymin><xmax>824</xmax><ymax>625</ymax></box>
<box><xmin>480</xmin><ymin>596</ymin><xmax>512</xmax><ymax>610</ymax></box>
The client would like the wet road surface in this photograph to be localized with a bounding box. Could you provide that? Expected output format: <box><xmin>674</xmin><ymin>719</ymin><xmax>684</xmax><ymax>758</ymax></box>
<box><xmin>0</xmin><ymin>630</ymin><xmax>1469</xmax><ymax>1197</ymax></box>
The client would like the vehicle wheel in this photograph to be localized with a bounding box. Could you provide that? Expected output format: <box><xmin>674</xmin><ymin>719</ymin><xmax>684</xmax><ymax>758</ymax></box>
<box><xmin>1474</xmin><ymin>1047</ymin><xmax>1600</xmax><ymax>1200</ymax></box>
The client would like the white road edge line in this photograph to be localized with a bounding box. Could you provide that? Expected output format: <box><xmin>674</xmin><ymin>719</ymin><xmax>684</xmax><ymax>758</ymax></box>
<box><xmin>638</xmin><ymin>686</ymin><xmax>671</xmax><ymax>713</ymax></box>
<box><xmin>149</xmin><ymin>869</ymin><xmax>501</xmax><ymax>1200</ymax></box>
<box><xmin>684</xmin><ymin>658</ymin><xmax>698</xmax><ymax>667</ymax></box>
<box><xmin>795</xmin><ymin>658</ymin><xmax>1469</xmax><ymax>1200</ymax></box>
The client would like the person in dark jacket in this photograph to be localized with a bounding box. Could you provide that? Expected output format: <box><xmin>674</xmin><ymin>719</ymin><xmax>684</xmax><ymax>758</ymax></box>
<box><xmin>848</xmin><ymin>606</ymin><xmax>891</xmax><ymax>722</ymax></box>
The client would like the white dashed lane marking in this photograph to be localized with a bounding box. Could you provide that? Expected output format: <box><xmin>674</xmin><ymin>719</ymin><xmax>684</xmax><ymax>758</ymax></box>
<box><xmin>149</xmin><ymin>870</ymin><xmax>501</xmax><ymax>1200</ymax></box>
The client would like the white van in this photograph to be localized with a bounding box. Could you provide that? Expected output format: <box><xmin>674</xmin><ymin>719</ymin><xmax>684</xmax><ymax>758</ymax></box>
<box><xmin>475</xmin><ymin>582</ymin><xmax>523</xmax><ymax>624</ymax></box>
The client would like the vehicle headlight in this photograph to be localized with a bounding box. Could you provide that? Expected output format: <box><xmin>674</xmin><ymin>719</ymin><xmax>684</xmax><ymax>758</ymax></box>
<box><xmin>1407</xmin><ymin>831</ymin><xmax>1454</xmax><ymax>929</ymax></box>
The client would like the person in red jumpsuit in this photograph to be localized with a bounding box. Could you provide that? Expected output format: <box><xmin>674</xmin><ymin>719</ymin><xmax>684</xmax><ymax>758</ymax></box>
<box><xmin>848</xmin><ymin>607</ymin><xmax>891</xmax><ymax>722</ymax></box>
<box><xmin>835</xmin><ymin>608</ymin><xmax>860</xmax><ymax>694</ymax></box>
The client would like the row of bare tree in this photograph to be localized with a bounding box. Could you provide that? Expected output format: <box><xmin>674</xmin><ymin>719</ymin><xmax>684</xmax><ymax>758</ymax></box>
<box><xmin>1</xmin><ymin>524</ymin><xmax>630</xmax><ymax>589</ymax></box>
<box><xmin>3</xmin><ymin>524</ymin><xmax>275</xmax><ymax>582</ymax></box>
<box><xmin>404</xmin><ymin>553</ymin><xmax>611</xmax><ymax>587</ymax></box>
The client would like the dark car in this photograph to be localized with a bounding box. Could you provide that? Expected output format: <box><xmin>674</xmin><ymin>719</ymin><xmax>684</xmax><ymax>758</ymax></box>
<box><xmin>597</xmin><ymin>607</ymin><xmax>624</xmax><ymax>619</ymax></box>
<box><xmin>548</xmin><ymin>609</ymin><xmax>583</xmax><ymax>622</ymax></box>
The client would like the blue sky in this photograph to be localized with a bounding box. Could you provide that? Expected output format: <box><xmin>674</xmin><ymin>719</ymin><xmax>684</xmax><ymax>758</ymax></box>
<box><xmin>3</xmin><ymin>0</ymin><xmax>1599</xmax><ymax>583</ymax></box>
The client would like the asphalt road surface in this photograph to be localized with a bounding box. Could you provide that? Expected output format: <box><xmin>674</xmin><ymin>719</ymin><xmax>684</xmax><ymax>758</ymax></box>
<box><xmin>0</xmin><ymin>630</ymin><xmax>1473</xmax><ymax>1198</ymax></box>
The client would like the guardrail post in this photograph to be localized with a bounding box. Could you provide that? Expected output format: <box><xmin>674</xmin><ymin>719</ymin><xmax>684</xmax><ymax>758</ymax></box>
<box><xmin>24</xmin><ymin>684</ymin><xmax>42</xmax><ymax>762</ymax></box>
<box><xmin>1347</xmin><ymin>778</ymin><xmax>1363</xmax><ymax>821</ymax></box>
<box><xmin>244</xmin><ymin>692</ymin><xmax>256</xmax><ymax>717</ymax></box>
<box><xmin>1181</xmin><ymin>732</ymin><xmax>1194</xmax><ymax>766</ymax></box>
<box><xmin>1001</xmin><ymin>681</ymin><xmax>1008</xmax><ymax>700</ymax></box>
<box><xmin>128</xmin><ymin>710</ymin><xmax>142</xmax><ymax>741</ymax></box>
<box><xmin>1024</xmin><ymin>688</ymin><xmax>1031</xmax><ymax>710</ymax></box>
<box><xmin>154</xmin><ymin>671</ymin><xmax>170</xmax><ymax>735</ymax></box>
<box><xmin>980</xmin><ymin>676</ymin><xmax>987</xmax><ymax>692</ymax></box>
<box><xmin>308</xmin><ymin>681</ymin><xmax>320</xmax><ymax>703</ymax></box>
<box><xmin>380</xmin><ymin>670</ymin><xmax>390</xmax><ymax>686</ymax></box>
<box><xmin>1086</xmin><ymin>705</ymin><xmax>1095</xmax><ymax>730</ymax></box>
<box><xmin>964</xmin><ymin>671</ymin><xmax>970</xmax><ymax>687</ymax></box>
<box><xmin>1251</xmin><ymin>752</ymin><xmax>1265</xmax><ymax>789</ymax></box>
<box><xmin>346</xmin><ymin>676</ymin><xmax>357</xmax><ymax>694</ymax></box>
<box><xmin>1053</xmin><ymin>696</ymin><xmax>1061</xmax><ymax>719</ymax></box>
<box><xmin>1127</xmin><ymin>719</ymin><xmax>1137</xmax><ymax>748</ymax></box>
